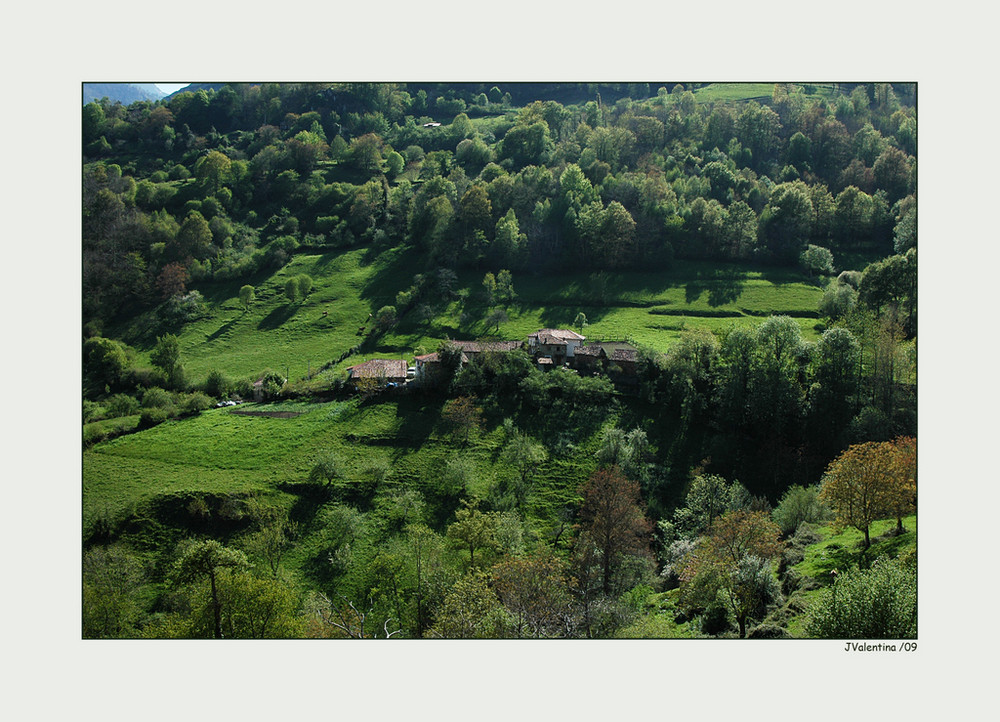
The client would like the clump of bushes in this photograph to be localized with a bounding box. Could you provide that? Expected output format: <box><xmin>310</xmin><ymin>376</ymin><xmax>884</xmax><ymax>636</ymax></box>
<box><xmin>181</xmin><ymin>392</ymin><xmax>213</xmax><ymax>415</ymax></box>
<box><xmin>83</xmin><ymin>399</ymin><xmax>105</xmax><ymax>423</ymax></box>
<box><xmin>203</xmin><ymin>369</ymin><xmax>232</xmax><ymax>399</ymax></box>
<box><xmin>805</xmin><ymin>556</ymin><xmax>916</xmax><ymax>639</ymax></box>
<box><xmin>106</xmin><ymin>393</ymin><xmax>140</xmax><ymax>418</ymax></box>
<box><xmin>141</xmin><ymin>387</ymin><xmax>174</xmax><ymax>410</ymax></box>
<box><xmin>138</xmin><ymin>407</ymin><xmax>170</xmax><ymax>430</ymax></box>
<box><xmin>772</xmin><ymin>485</ymin><xmax>830</xmax><ymax>537</ymax></box>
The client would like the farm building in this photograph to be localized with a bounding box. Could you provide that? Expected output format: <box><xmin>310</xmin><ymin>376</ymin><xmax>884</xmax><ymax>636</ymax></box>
<box><xmin>607</xmin><ymin>346</ymin><xmax>640</xmax><ymax>377</ymax></box>
<box><xmin>346</xmin><ymin>358</ymin><xmax>408</xmax><ymax>386</ymax></box>
<box><xmin>413</xmin><ymin>350</ymin><xmax>468</xmax><ymax>386</ymax></box>
<box><xmin>525</xmin><ymin>329</ymin><xmax>586</xmax><ymax>362</ymax></box>
<box><xmin>566</xmin><ymin>341</ymin><xmax>641</xmax><ymax>377</ymax></box>
<box><xmin>453</xmin><ymin>340</ymin><xmax>524</xmax><ymax>357</ymax></box>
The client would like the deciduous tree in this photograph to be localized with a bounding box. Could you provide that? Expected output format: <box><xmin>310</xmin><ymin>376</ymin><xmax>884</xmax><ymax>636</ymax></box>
<box><xmin>239</xmin><ymin>284</ymin><xmax>255</xmax><ymax>311</ymax></box>
<box><xmin>442</xmin><ymin>396</ymin><xmax>482</xmax><ymax>445</ymax></box>
<box><xmin>175</xmin><ymin>210</ymin><xmax>214</xmax><ymax>260</ymax></box>
<box><xmin>491</xmin><ymin>551</ymin><xmax>572</xmax><ymax>638</ymax></box>
<box><xmin>501</xmin><ymin>433</ymin><xmax>547</xmax><ymax>506</ymax></box>
<box><xmin>446</xmin><ymin>500</ymin><xmax>499</xmax><ymax>569</ymax></box>
<box><xmin>885</xmin><ymin>436</ymin><xmax>916</xmax><ymax>534</ymax></box>
<box><xmin>216</xmin><ymin>571</ymin><xmax>303</xmax><ymax>638</ymax></box>
<box><xmin>819</xmin><ymin>440</ymin><xmax>897</xmax><ymax>549</ymax></box>
<box><xmin>575</xmin><ymin>467</ymin><xmax>652</xmax><ymax>596</ymax></box>
<box><xmin>429</xmin><ymin>571</ymin><xmax>508</xmax><ymax>638</ymax></box>
<box><xmin>171</xmin><ymin>539</ymin><xmax>250</xmax><ymax>639</ymax></box>
<box><xmin>156</xmin><ymin>262</ymin><xmax>189</xmax><ymax>299</ymax></box>
<box><xmin>150</xmin><ymin>333</ymin><xmax>181</xmax><ymax>378</ymax></box>
<box><xmin>309</xmin><ymin>450</ymin><xmax>346</xmax><ymax>487</ymax></box>
<box><xmin>482</xmin><ymin>272</ymin><xmax>497</xmax><ymax>305</ymax></box>
<box><xmin>83</xmin><ymin>544</ymin><xmax>147</xmax><ymax>638</ymax></box>
<box><xmin>679</xmin><ymin>510</ymin><xmax>783</xmax><ymax>637</ymax></box>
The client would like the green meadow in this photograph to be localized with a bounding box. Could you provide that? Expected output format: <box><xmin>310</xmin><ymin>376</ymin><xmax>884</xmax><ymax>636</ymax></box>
<box><xmin>111</xmin><ymin>244</ymin><xmax>827</xmax><ymax>387</ymax></box>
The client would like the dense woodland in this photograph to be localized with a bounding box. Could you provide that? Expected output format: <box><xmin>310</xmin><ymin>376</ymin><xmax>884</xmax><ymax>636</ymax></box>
<box><xmin>82</xmin><ymin>82</ymin><xmax>916</xmax><ymax>639</ymax></box>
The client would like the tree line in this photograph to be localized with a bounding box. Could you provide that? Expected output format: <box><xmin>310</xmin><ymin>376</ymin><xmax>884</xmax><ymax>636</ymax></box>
<box><xmin>83</xmin><ymin>82</ymin><xmax>915</xmax><ymax>327</ymax></box>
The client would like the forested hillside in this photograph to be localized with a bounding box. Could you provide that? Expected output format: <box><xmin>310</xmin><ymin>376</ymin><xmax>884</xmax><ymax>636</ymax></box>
<box><xmin>82</xmin><ymin>82</ymin><xmax>916</xmax><ymax>639</ymax></box>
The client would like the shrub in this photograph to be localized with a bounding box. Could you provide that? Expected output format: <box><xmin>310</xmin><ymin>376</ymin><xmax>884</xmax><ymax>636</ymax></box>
<box><xmin>819</xmin><ymin>282</ymin><xmax>857</xmax><ymax>321</ymax></box>
<box><xmin>777</xmin><ymin>546</ymin><xmax>806</xmax><ymax>579</ymax></box>
<box><xmin>231</xmin><ymin>378</ymin><xmax>254</xmax><ymax>400</ymax></box>
<box><xmin>700</xmin><ymin>602</ymin><xmax>731</xmax><ymax>635</ymax></box>
<box><xmin>259</xmin><ymin>370</ymin><xmax>285</xmax><ymax>399</ymax></box>
<box><xmin>849</xmin><ymin>405</ymin><xmax>892</xmax><ymax>442</ymax></box>
<box><xmin>181</xmin><ymin>392</ymin><xmax>213</xmax><ymax>415</ymax></box>
<box><xmin>203</xmin><ymin>369</ymin><xmax>231</xmax><ymax>398</ymax></box>
<box><xmin>84</xmin><ymin>336</ymin><xmax>131</xmax><ymax>388</ymax></box>
<box><xmin>620</xmin><ymin>584</ymin><xmax>654</xmax><ymax>613</ymax></box>
<box><xmin>106</xmin><ymin>393</ymin><xmax>140</xmax><ymax>418</ymax></box>
<box><xmin>125</xmin><ymin>367</ymin><xmax>166</xmax><ymax>390</ymax></box>
<box><xmin>167</xmin><ymin>364</ymin><xmax>188</xmax><ymax>392</ymax></box>
<box><xmin>83</xmin><ymin>425</ymin><xmax>108</xmax><ymax>446</ymax></box>
<box><xmin>772</xmin><ymin>485</ymin><xmax>830</xmax><ymax>536</ymax></box>
<box><xmin>161</xmin><ymin>291</ymin><xmax>207</xmax><ymax>325</ymax></box>
<box><xmin>296</xmin><ymin>274</ymin><xmax>313</xmax><ymax>297</ymax></box>
<box><xmin>315</xmin><ymin>215</ymin><xmax>341</xmax><ymax>233</ymax></box>
<box><xmin>780</xmin><ymin>567</ymin><xmax>803</xmax><ymax>596</ymax></box>
<box><xmin>790</xmin><ymin>522</ymin><xmax>823</xmax><ymax>547</ymax></box>
<box><xmin>138</xmin><ymin>407</ymin><xmax>170</xmax><ymax>430</ymax></box>
<box><xmin>805</xmin><ymin>556</ymin><xmax>916</xmax><ymax>639</ymax></box>
<box><xmin>83</xmin><ymin>399</ymin><xmax>104</xmax><ymax>423</ymax></box>
<box><xmin>141</xmin><ymin>387</ymin><xmax>173</xmax><ymax>409</ymax></box>
<box><xmin>375</xmin><ymin>305</ymin><xmax>397</xmax><ymax>329</ymax></box>
<box><xmin>284</xmin><ymin>277</ymin><xmax>300</xmax><ymax>303</ymax></box>
<box><xmin>837</xmin><ymin>270</ymin><xmax>862</xmax><ymax>289</ymax></box>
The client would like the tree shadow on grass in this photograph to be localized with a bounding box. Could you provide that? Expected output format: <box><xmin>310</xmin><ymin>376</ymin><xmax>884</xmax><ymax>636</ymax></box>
<box><xmin>707</xmin><ymin>280</ymin><xmax>745</xmax><ymax>306</ymax></box>
<box><xmin>359</xmin><ymin>245</ymin><xmax>421</xmax><ymax>308</ymax></box>
<box><xmin>258</xmin><ymin>304</ymin><xmax>296</xmax><ymax>330</ymax></box>
<box><xmin>686</xmin><ymin>267</ymin><xmax>746</xmax><ymax>307</ymax></box>
<box><xmin>685</xmin><ymin>282</ymin><xmax>704</xmax><ymax>304</ymax></box>
<box><xmin>206</xmin><ymin>316</ymin><xmax>240</xmax><ymax>342</ymax></box>
<box><xmin>280</xmin><ymin>481</ymin><xmax>331</xmax><ymax>533</ymax></box>
<box><xmin>537</xmin><ymin>304</ymin><xmax>611</xmax><ymax>330</ymax></box>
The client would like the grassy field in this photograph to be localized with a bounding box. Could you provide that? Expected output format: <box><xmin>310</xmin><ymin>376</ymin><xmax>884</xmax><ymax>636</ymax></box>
<box><xmin>90</xmin><ymin>241</ymin><xmax>837</xmax><ymax>605</ymax></box>
<box><xmin>692</xmin><ymin>82</ymin><xmax>839</xmax><ymax>104</ymax></box>
<box><xmin>111</xmin><ymin>244</ymin><xmax>827</xmax><ymax>388</ymax></box>
<box><xmin>83</xmin><ymin>390</ymin><xmax>607</xmax><ymax>537</ymax></box>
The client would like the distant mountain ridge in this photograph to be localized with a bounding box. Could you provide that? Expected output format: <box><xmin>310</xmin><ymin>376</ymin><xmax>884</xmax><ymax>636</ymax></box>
<box><xmin>83</xmin><ymin>83</ymin><xmax>168</xmax><ymax>105</ymax></box>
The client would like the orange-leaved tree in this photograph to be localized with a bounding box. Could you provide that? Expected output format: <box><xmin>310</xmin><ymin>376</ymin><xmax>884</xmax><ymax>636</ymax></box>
<box><xmin>819</xmin><ymin>438</ymin><xmax>916</xmax><ymax>549</ymax></box>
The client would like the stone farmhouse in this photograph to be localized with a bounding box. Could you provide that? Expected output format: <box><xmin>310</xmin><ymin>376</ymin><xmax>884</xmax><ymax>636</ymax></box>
<box><xmin>525</xmin><ymin>329</ymin><xmax>586</xmax><ymax>364</ymax></box>
<box><xmin>351</xmin><ymin>329</ymin><xmax>639</xmax><ymax>390</ymax></box>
